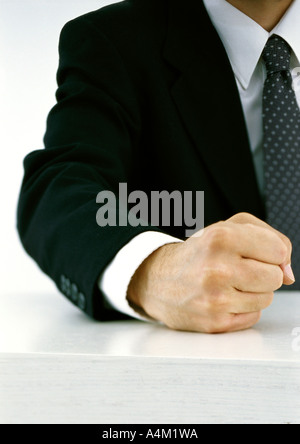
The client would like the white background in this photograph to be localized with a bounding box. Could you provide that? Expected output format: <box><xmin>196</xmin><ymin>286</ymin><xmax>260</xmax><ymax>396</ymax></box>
<box><xmin>0</xmin><ymin>0</ymin><xmax>119</xmax><ymax>296</ymax></box>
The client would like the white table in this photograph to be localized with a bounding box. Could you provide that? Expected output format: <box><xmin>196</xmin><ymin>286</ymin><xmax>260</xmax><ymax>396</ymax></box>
<box><xmin>1</xmin><ymin>290</ymin><xmax>300</xmax><ymax>424</ymax></box>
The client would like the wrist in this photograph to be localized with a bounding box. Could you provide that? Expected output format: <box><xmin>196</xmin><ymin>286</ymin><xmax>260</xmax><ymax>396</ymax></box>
<box><xmin>126</xmin><ymin>242</ymin><xmax>181</xmax><ymax>319</ymax></box>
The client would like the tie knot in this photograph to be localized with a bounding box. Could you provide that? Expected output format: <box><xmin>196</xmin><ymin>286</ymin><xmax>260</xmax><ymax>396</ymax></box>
<box><xmin>262</xmin><ymin>35</ymin><xmax>291</xmax><ymax>75</ymax></box>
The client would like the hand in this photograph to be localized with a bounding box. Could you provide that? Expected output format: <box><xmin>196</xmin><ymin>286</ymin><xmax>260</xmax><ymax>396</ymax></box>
<box><xmin>127</xmin><ymin>213</ymin><xmax>294</xmax><ymax>333</ymax></box>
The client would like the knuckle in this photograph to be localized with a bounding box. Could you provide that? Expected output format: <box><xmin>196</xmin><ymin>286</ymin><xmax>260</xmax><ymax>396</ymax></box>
<box><xmin>242</xmin><ymin>222</ymin><xmax>256</xmax><ymax>232</ymax></box>
<box><xmin>216</xmin><ymin>266</ymin><xmax>233</xmax><ymax>284</ymax></box>
<box><xmin>212</xmin><ymin>291</ymin><xmax>230</xmax><ymax>312</ymax></box>
<box><xmin>198</xmin><ymin>289</ymin><xmax>230</xmax><ymax>318</ymax></box>
<box><xmin>204</xmin><ymin>225</ymin><xmax>232</xmax><ymax>253</ymax></box>
<box><xmin>230</xmin><ymin>212</ymin><xmax>254</xmax><ymax>224</ymax></box>
<box><xmin>201</xmin><ymin>266</ymin><xmax>232</xmax><ymax>290</ymax></box>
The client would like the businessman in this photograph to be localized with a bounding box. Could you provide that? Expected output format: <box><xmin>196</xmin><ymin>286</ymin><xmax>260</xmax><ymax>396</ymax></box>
<box><xmin>17</xmin><ymin>0</ymin><xmax>300</xmax><ymax>333</ymax></box>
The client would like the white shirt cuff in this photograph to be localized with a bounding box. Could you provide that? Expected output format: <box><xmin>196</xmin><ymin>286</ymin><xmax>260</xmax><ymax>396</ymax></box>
<box><xmin>98</xmin><ymin>231</ymin><xmax>182</xmax><ymax>321</ymax></box>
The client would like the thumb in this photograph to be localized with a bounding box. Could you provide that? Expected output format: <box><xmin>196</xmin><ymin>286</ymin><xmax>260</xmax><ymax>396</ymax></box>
<box><xmin>281</xmin><ymin>263</ymin><xmax>295</xmax><ymax>286</ymax></box>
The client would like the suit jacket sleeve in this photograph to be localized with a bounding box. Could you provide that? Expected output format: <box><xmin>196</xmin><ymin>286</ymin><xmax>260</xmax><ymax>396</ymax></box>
<box><xmin>17</xmin><ymin>15</ymin><xmax>163</xmax><ymax>321</ymax></box>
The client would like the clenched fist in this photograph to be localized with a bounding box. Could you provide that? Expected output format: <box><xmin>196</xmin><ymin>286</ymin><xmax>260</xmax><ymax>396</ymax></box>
<box><xmin>127</xmin><ymin>213</ymin><xmax>295</xmax><ymax>333</ymax></box>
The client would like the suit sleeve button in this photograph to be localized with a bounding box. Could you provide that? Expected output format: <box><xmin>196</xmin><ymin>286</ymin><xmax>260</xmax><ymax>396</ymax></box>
<box><xmin>65</xmin><ymin>278</ymin><xmax>72</xmax><ymax>297</ymax></box>
<box><xmin>71</xmin><ymin>284</ymin><xmax>78</xmax><ymax>302</ymax></box>
<box><xmin>78</xmin><ymin>293</ymin><xmax>86</xmax><ymax>310</ymax></box>
<box><xmin>60</xmin><ymin>275</ymin><xmax>67</xmax><ymax>293</ymax></box>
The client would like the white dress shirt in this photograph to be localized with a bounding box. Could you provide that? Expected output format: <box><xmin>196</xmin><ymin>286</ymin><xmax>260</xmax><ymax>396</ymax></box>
<box><xmin>98</xmin><ymin>0</ymin><xmax>300</xmax><ymax>321</ymax></box>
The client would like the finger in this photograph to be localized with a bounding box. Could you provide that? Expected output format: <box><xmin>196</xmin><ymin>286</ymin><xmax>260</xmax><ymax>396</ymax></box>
<box><xmin>225</xmin><ymin>223</ymin><xmax>288</xmax><ymax>266</ymax></box>
<box><xmin>229</xmin><ymin>213</ymin><xmax>292</xmax><ymax>262</ymax></box>
<box><xmin>229</xmin><ymin>213</ymin><xmax>293</xmax><ymax>284</ymax></box>
<box><xmin>227</xmin><ymin>290</ymin><xmax>274</xmax><ymax>314</ymax></box>
<box><xmin>188</xmin><ymin>311</ymin><xmax>262</xmax><ymax>334</ymax></box>
<box><xmin>225</xmin><ymin>312</ymin><xmax>262</xmax><ymax>333</ymax></box>
<box><xmin>232</xmin><ymin>258</ymin><xmax>284</xmax><ymax>293</ymax></box>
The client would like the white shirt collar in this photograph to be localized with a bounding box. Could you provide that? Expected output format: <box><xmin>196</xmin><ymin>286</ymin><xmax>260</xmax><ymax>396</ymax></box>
<box><xmin>202</xmin><ymin>0</ymin><xmax>300</xmax><ymax>90</ymax></box>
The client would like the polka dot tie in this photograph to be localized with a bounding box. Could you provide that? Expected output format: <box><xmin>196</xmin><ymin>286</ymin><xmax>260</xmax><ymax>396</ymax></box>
<box><xmin>262</xmin><ymin>34</ymin><xmax>300</xmax><ymax>288</ymax></box>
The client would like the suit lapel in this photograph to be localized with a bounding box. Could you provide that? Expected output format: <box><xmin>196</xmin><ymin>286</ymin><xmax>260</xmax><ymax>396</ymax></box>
<box><xmin>163</xmin><ymin>0</ymin><xmax>265</xmax><ymax>218</ymax></box>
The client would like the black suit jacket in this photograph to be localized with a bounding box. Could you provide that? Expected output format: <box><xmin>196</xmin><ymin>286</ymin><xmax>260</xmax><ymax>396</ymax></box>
<box><xmin>17</xmin><ymin>0</ymin><xmax>265</xmax><ymax>320</ymax></box>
